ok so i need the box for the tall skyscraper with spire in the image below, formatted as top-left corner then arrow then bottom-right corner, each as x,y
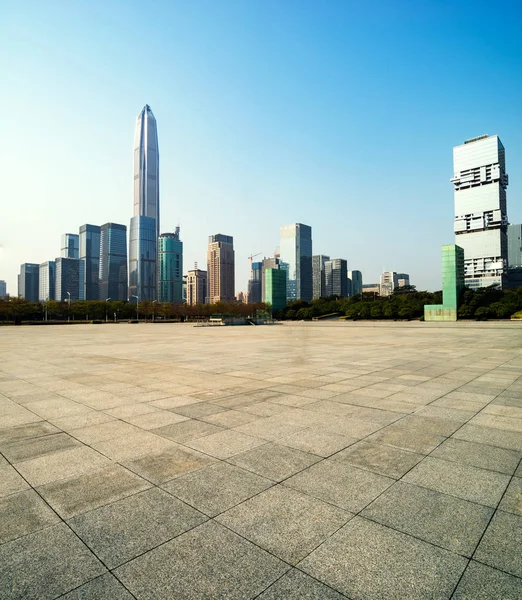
129,105 -> 160,301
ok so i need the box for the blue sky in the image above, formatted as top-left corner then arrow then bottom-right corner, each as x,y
2,0 -> 522,295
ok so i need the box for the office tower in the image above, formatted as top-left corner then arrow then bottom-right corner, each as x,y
363,284 -> 381,295
380,271 -> 398,296
207,234 -> 235,303
451,135 -> 508,289
265,268 -> 287,312
39,261 -> 56,301
348,270 -> 363,296
129,105 -> 160,301
425,245 -> 464,321
18,264 -> 39,301
279,223 -> 312,301
312,255 -> 330,299
79,224 -> 101,300
248,262 -> 262,304
261,256 -> 280,302
61,234 -> 79,259
158,228 -> 183,303
0,280 -> 6,298
325,259 -> 348,297
397,273 -> 410,288
99,223 -> 128,301
507,224 -> 522,268
55,258 -> 84,302
186,268 -> 207,305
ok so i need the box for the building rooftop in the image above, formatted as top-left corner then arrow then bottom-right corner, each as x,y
0,322 -> 521,598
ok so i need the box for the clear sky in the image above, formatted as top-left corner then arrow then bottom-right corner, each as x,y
2,0 -> 522,295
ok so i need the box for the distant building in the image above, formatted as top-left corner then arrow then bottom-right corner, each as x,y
236,291 -> 245,303
39,261 -> 56,302
99,223 -> 128,301
55,258 -> 84,302
508,224 -> 522,268
261,256 -> 280,302
158,228 -> 183,303
265,268 -> 287,312
0,280 -> 6,298
129,216 -> 157,302
325,259 -> 348,297
348,270 -> 362,296
207,234 -> 235,303
79,224 -> 101,300
362,284 -> 380,295
380,271 -> 398,296
187,269 -> 207,305
425,245 -> 464,321
248,262 -> 262,304
452,135 -> 508,289
312,255 -> 330,299
61,233 -> 79,259
280,223 -> 312,301
18,263 -> 39,301
397,273 -> 410,288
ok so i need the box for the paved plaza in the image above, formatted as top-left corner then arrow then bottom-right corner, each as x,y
0,321 -> 521,599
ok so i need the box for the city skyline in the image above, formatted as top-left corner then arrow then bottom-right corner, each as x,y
2,2 -> 522,295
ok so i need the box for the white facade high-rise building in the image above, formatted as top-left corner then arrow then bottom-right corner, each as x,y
451,135 -> 508,289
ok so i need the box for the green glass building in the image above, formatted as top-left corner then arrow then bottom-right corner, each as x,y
158,229 -> 183,303
265,268 -> 287,312
424,245 -> 464,321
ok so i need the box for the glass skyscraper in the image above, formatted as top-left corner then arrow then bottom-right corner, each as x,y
18,264 -> 39,301
61,234 -> 79,259
279,223 -> 312,301
312,254 -> 330,299
55,258 -> 84,302
99,223 -> 128,301
325,259 -> 348,297
129,105 -> 160,301
348,270 -> 363,296
79,224 -> 100,300
39,261 -> 56,301
158,228 -> 183,303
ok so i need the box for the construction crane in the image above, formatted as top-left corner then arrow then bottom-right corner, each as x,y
248,253 -> 262,271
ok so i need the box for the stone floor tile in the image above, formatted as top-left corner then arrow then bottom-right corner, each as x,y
278,427 -> 356,458
153,419 -> 224,443
37,464 -> 152,519
227,443 -> 320,482
149,395 -> 204,409
298,516 -> 467,600
124,409 -> 190,430
170,402 -> 227,418
233,416 -> 308,441
68,487 -> 207,569
91,430 -> 177,461
0,489 -> 60,543
430,438 -> 521,475
474,510 -> 522,578
14,446 -> 111,487
60,573 -> 135,599
403,456 -> 510,507
362,481 -> 493,555
69,420 -> 143,444
186,429 -> 266,459
216,485 -> 350,564
122,444 -> 216,484
104,403 -> 158,419
0,421 -> 60,445
332,440 -> 423,478
499,476 -> 522,516
366,423 -> 446,454
237,401 -> 290,417
284,460 -> 393,512
0,464 -> 30,497
163,462 -> 272,517
201,409 -> 259,428
452,560 -> 522,599
115,520 -> 289,599
50,411 -> 116,432
454,424 -> 522,451
0,523 -> 106,600
469,412 -> 522,433
257,569 -> 348,599
22,397 -> 91,420
1,431 -> 82,464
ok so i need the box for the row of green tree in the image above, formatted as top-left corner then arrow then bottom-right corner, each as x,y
274,285 -> 522,320
0,298 -> 267,323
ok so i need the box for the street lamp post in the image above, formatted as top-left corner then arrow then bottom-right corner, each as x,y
66,292 -> 71,322
152,300 -> 158,322
105,297 -> 111,323
132,294 -> 139,321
